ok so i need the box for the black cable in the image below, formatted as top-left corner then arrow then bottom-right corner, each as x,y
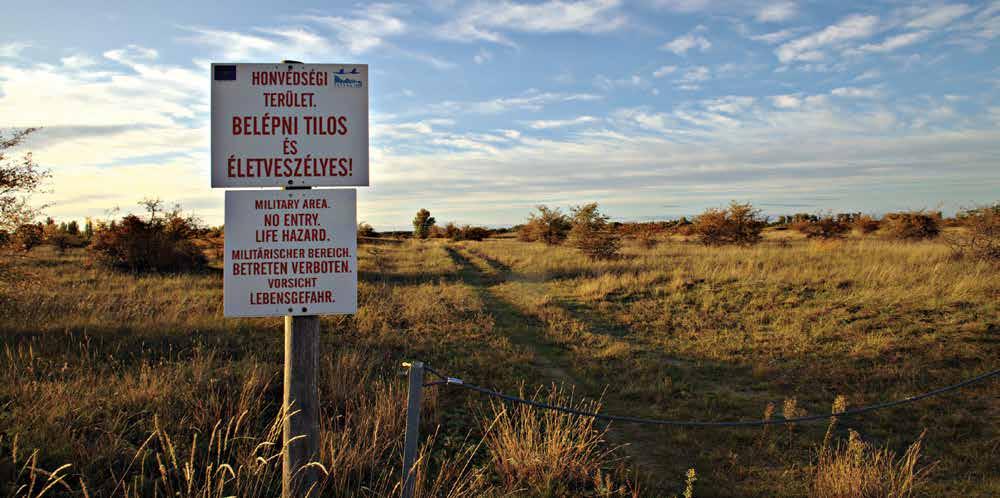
423,365 -> 447,382
424,367 -> 1000,427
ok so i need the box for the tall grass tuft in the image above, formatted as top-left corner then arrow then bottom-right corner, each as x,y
479,384 -> 631,496
0,434 -> 75,498
812,396 -> 931,498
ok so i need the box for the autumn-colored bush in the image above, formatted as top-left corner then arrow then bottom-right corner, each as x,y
945,203 -> 999,262
794,216 -> 851,239
460,225 -> 490,241
854,215 -> 880,234
692,201 -> 766,246
11,223 -> 43,251
633,225 -> 661,249
883,211 -> 940,240
567,203 -> 620,260
519,205 -> 571,245
89,212 -> 207,273
358,222 -> 376,238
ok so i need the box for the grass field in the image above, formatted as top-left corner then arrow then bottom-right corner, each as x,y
1,231 -> 997,497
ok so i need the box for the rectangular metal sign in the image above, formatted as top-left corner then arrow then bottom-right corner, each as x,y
224,189 -> 358,317
211,63 -> 369,188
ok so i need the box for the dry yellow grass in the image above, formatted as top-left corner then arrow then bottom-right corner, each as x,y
1,232 -> 997,496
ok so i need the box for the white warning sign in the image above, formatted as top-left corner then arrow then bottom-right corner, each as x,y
224,189 -> 357,317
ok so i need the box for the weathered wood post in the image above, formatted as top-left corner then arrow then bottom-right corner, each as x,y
283,313 -> 321,497
401,361 -> 424,498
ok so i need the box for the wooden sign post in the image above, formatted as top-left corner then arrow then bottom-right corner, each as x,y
284,313 -> 320,496
211,59 -> 368,498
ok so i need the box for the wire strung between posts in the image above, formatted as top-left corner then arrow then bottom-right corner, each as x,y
420,366 -> 1000,427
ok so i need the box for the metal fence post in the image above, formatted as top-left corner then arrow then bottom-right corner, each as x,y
401,361 -> 424,498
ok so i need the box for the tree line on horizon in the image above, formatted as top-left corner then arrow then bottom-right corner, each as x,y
3,127 -> 997,269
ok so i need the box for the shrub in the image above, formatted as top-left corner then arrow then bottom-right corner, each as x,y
412,208 -> 436,239
794,216 -> 851,239
567,203 -> 620,260
11,223 -> 43,251
632,224 -> 661,249
519,205 -> 571,245
443,222 -> 461,240
43,221 -> 73,253
854,215 -> 880,234
945,203 -> 999,262
357,222 -> 376,238
692,201 -> 766,246
460,225 -> 490,241
883,211 -> 940,240
89,211 -> 207,273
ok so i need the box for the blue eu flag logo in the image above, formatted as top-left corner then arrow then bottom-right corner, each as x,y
214,65 -> 237,81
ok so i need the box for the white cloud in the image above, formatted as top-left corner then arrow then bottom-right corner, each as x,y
305,3 -> 407,53
375,119 -> 453,140
60,54 -> 97,69
679,66 -> 710,82
427,90 -> 603,115
594,74 -> 646,90
855,68 -> 881,81
653,65 -> 677,77
831,86 -> 880,98
0,42 -> 30,58
906,3 -> 973,29
857,30 -> 931,53
528,116 -> 599,129
751,28 -> 799,44
438,0 -> 626,46
181,27 -> 327,60
776,14 -> 879,63
473,48 -> 493,64
771,94 -> 801,108
704,96 -> 755,114
756,2 -> 798,22
104,45 -> 159,63
662,32 -> 711,55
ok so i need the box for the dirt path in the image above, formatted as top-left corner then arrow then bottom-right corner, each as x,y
444,244 -> 683,490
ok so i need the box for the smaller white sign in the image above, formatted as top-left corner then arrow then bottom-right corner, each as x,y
224,189 -> 357,317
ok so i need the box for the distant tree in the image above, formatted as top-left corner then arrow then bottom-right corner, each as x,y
693,201 -> 767,246
140,197 -> 164,220
412,209 -> 436,239
43,220 -> 73,253
83,218 -> 95,240
443,222 -> 461,240
0,128 -> 49,232
520,205 -> 571,244
357,222 -> 376,238
66,220 -> 80,235
567,203 -> 620,260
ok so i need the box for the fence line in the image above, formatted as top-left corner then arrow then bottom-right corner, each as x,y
401,364 -> 998,497
419,365 -> 1000,427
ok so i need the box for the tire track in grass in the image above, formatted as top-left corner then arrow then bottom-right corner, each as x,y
443,244 -> 682,491
443,245 -> 572,381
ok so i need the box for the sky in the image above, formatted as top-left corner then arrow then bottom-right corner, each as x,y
1,0 -> 998,229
